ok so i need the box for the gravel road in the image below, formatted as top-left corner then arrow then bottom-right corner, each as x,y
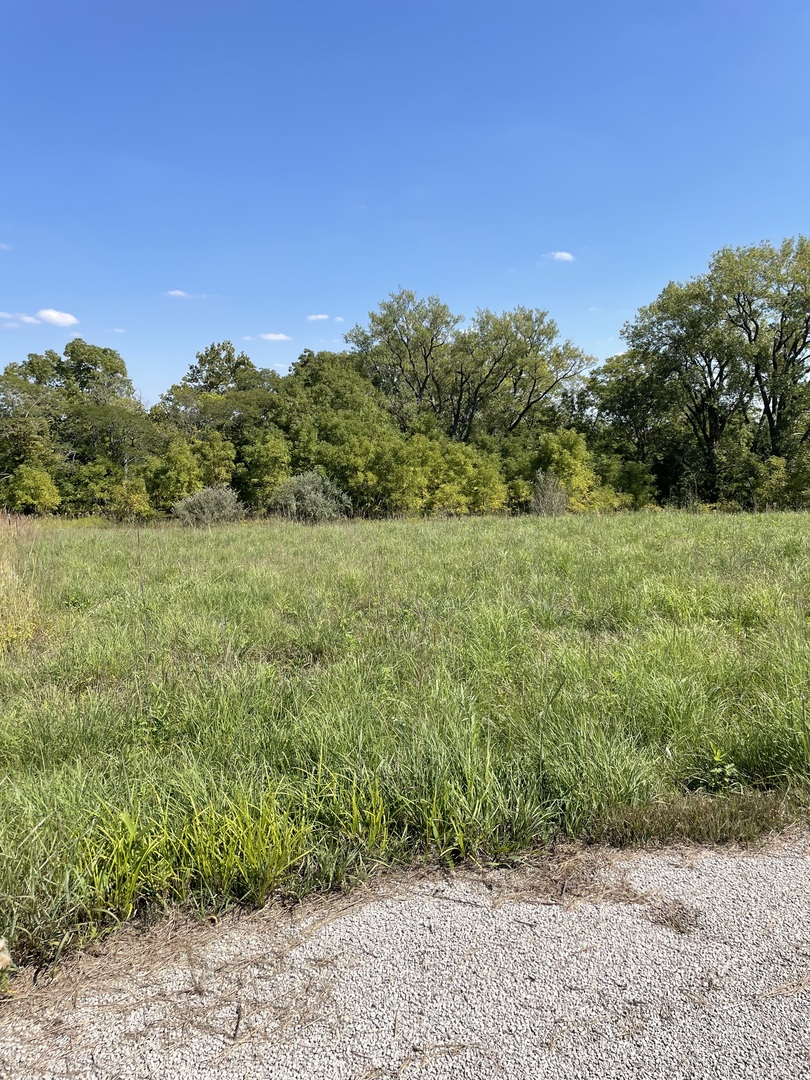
2,833 -> 810,1079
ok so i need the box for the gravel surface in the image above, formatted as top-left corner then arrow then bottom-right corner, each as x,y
2,834 -> 810,1079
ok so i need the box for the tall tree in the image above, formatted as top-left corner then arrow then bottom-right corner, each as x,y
0,340 -> 151,505
345,290 -> 462,430
710,237 -> 810,458
586,352 -> 666,466
347,289 -> 587,441
623,279 -> 754,502
155,341 -> 282,442
183,340 -> 257,395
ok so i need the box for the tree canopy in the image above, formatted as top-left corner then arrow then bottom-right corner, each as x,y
3,244 -> 810,517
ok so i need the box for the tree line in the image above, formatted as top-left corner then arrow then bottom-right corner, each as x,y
2,237 -> 810,519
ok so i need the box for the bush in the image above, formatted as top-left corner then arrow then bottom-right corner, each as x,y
271,471 -> 351,524
172,485 -> 245,526
531,470 -> 568,516
2,465 -> 61,515
534,430 -> 621,512
108,477 -> 154,522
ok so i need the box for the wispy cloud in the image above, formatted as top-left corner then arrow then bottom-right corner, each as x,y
545,251 -> 575,262
307,313 -> 329,321
0,243 -> 11,251
0,308 -> 78,327
334,316 -> 345,323
165,289 -> 210,300
259,332 -> 292,341
38,309 -> 79,326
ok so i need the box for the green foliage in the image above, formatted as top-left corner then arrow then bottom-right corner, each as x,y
148,439 -> 202,510
59,461 -> 118,515
386,435 -> 508,516
192,431 -> 236,487
271,471 -> 351,523
613,460 -> 657,510
429,440 -> 508,515
754,457 -> 791,510
506,477 -> 533,512
709,237 -> 810,460
534,430 -> 621,512
2,464 -> 61,514
183,340 -> 258,395
746,452 -> 810,511
311,418 -> 405,516
108,477 -> 154,522
595,455 -> 658,510
236,431 -> 291,511
600,236 -> 810,505
0,415 -> 56,477
347,289 -> 589,441
154,341 -> 281,443
695,746 -> 743,795
2,248 -> 809,523
172,485 -> 245,526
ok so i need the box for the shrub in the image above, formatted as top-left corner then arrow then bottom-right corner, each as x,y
531,470 -> 568,516
172,485 -> 245,526
108,477 -> 154,522
534,430 -> 621,511
271,471 -> 351,524
2,465 -> 61,515
148,439 -> 202,510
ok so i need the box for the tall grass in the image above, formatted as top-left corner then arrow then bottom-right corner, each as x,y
1,513 -> 809,964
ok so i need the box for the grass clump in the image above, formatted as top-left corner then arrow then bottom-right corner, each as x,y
172,485 -> 245,526
271,471 -> 351,523
1,511 -> 809,968
531,470 -> 568,516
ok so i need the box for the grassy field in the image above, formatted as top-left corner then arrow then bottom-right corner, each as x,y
2,512 -> 810,967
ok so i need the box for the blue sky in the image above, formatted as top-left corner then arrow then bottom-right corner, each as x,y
2,0 -> 808,404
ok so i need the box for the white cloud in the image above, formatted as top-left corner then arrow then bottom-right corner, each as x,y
259,332 -> 292,341
334,316 -> 345,323
112,327 -> 125,333
0,311 -> 40,324
545,251 -> 575,262
37,309 -> 79,327
2,321 -> 19,329
165,289 -> 210,300
1,309 -> 81,327
0,243 -> 11,250
307,313 -> 329,321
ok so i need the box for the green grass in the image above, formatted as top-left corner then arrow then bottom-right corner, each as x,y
2,512 -> 809,966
